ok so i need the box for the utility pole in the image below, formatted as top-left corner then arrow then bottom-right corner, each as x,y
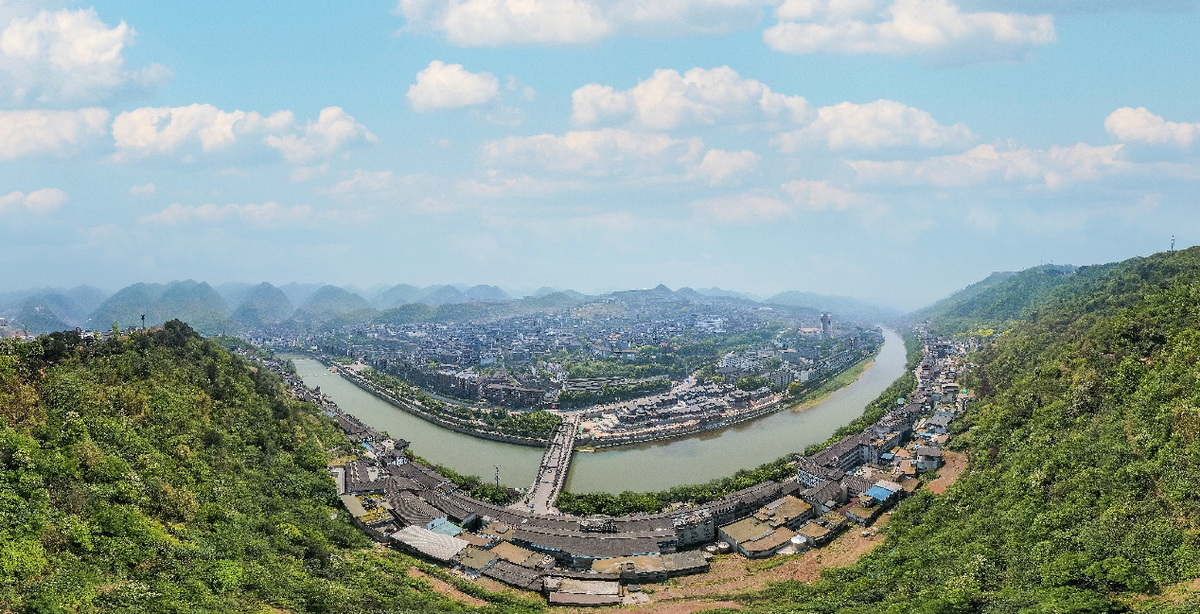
1171,235 -> 1176,252
141,314 -> 146,330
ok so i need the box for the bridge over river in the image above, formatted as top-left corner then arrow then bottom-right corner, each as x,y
284,327 -> 905,494
516,412 -> 582,514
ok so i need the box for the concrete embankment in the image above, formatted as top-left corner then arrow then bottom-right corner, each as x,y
316,357 -> 549,448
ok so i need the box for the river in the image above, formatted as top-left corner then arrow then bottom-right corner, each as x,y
285,327 -> 907,493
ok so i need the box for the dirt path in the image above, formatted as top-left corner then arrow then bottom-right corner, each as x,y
407,568 -> 488,608
926,450 -> 968,494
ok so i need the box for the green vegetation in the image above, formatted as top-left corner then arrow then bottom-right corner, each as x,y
357,368 -> 560,440
734,248 -> 1200,612
556,456 -> 796,516
561,326 -> 784,381
910,263 -> 1093,336
556,378 -> 671,408
0,322 -> 538,613
735,375 -> 772,391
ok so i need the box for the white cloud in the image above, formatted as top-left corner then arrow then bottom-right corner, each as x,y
483,128 -> 705,178
325,169 -> 413,201
396,0 -> 768,46
264,106 -> 376,163
692,179 -> 865,224
690,193 -> 791,223
398,0 -> 611,45
764,0 -> 1055,61
848,142 -> 1126,189
774,99 -> 973,151
1105,107 -> 1199,149
408,60 -> 501,111
0,108 -> 108,159
0,187 -> 67,213
694,149 -> 760,185
112,104 -> 373,164
458,171 -> 581,197
572,66 -> 810,129
112,104 -> 294,156
139,201 -> 340,227
781,179 -> 863,210
322,170 -> 459,213
0,8 -> 167,104
129,182 -> 156,196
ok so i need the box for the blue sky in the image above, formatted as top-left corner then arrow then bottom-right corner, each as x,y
1,0 -> 1198,309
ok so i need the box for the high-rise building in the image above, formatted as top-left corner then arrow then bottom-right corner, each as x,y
820,313 -> 832,338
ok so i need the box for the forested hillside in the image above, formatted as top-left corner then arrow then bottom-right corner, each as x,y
734,248 -> 1200,612
0,322 -> 538,613
910,264 -> 1090,335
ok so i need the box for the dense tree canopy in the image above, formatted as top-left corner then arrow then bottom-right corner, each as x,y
735,248 -> 1200,613
0,322 -> 539,613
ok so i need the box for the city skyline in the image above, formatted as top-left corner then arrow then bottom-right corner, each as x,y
2,1 -> 1198,310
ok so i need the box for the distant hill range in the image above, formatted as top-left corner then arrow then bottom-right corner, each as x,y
1,280 -> 899,335
904,263 -> 1092,334
764,290 -> 900,323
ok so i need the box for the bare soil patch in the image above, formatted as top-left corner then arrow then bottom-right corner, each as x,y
926,450 -> 968,495
407,567 -> 488,608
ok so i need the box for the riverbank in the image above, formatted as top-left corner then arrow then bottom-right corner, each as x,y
288,329 -> 907,493
579,348 -> 880,451
315,343 -> 881,454
313,355 -> 551,448
784,353 -> 876,412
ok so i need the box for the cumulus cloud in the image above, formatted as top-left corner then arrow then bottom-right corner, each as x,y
483,128 -> 705,178
0,187 -> 67,213
774,99 -> 973,151
764,0 -> 1055,61
112,104 -> 373,163
396,0 -> 768,46
139,201 -> 339,227
848,142 -> 1126,189
572,66 -> 810,129
1105,107 -> 1199,149
0,108 -> 109,159
408,60 -> 501,111
693,149 -> 760,185
265,106 -> 376,163
0,7 -> 167,104
112,104 -> 294,156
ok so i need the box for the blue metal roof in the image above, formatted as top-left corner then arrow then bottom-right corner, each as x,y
865,486 -> 896,501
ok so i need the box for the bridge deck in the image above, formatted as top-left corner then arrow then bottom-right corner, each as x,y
517,413 -> 581,515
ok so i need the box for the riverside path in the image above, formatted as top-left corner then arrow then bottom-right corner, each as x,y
517,412 -> 582,515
